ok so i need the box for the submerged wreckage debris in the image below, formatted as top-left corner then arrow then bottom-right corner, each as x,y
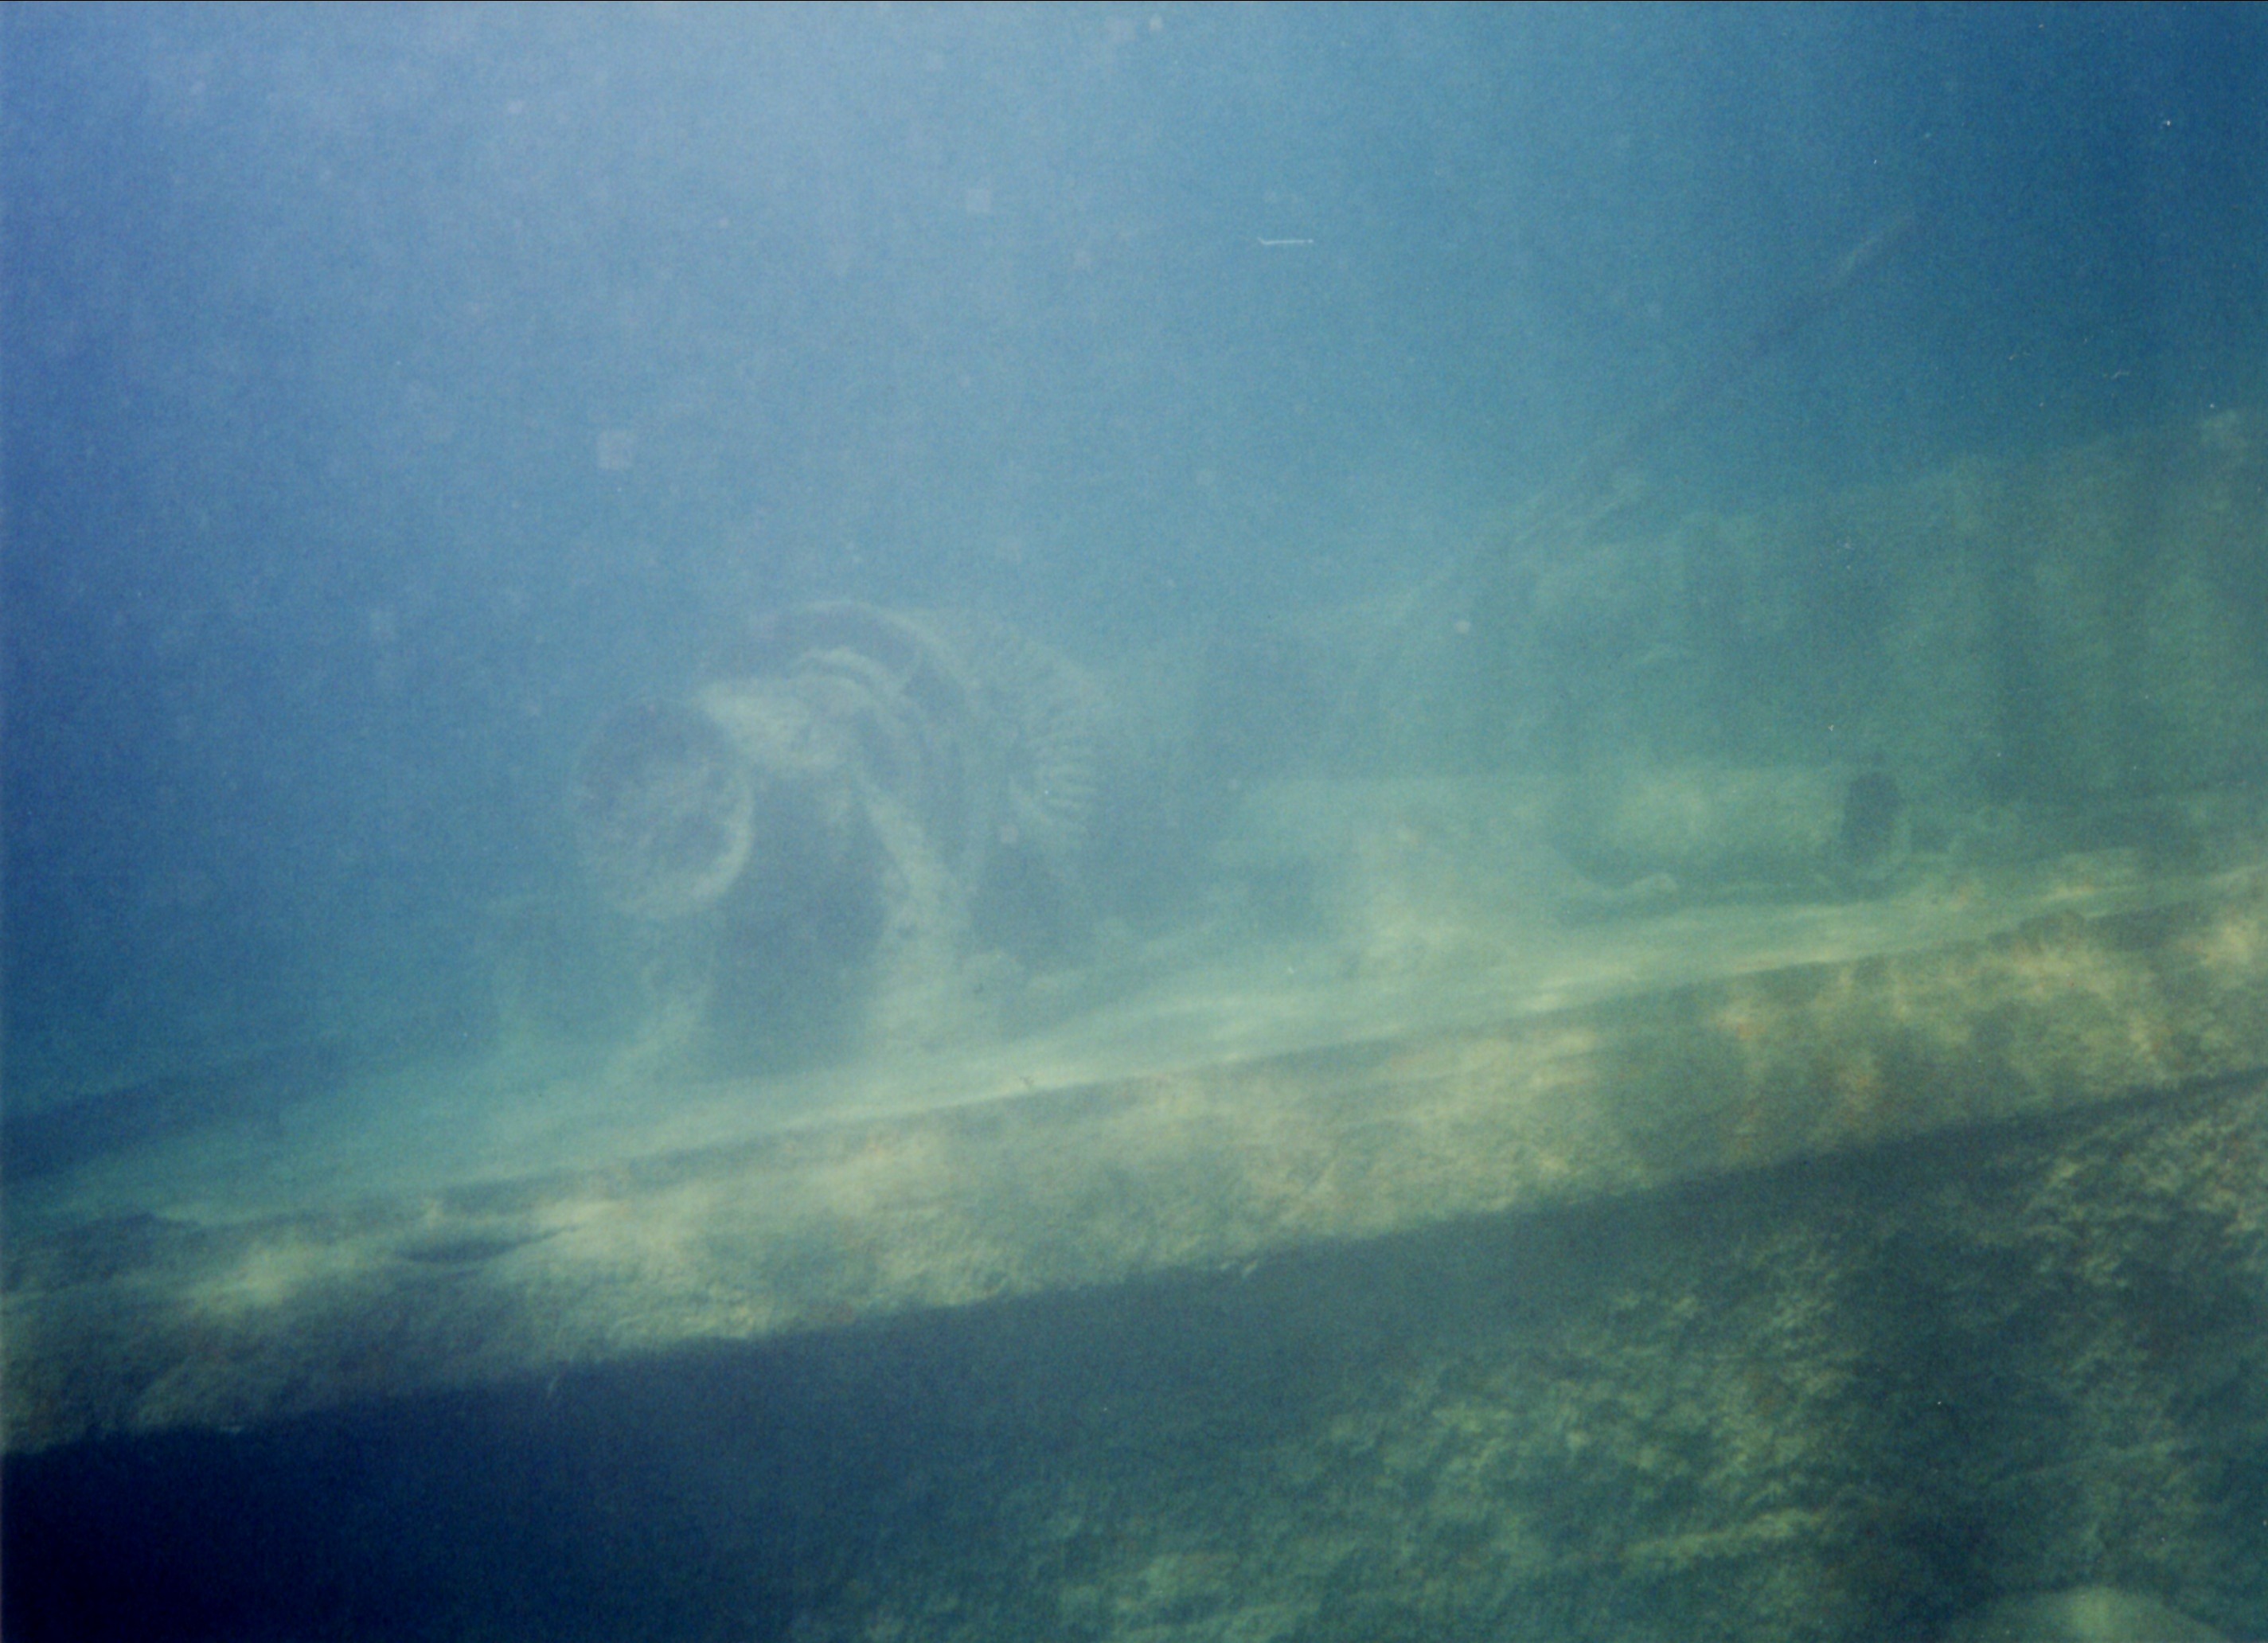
1550,761 -> 1909,903
574,602 -> 1107,1063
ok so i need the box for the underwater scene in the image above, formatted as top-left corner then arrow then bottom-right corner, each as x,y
4,5 -> 2266,1639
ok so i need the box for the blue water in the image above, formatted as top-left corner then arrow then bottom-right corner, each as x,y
6,3 -> 2259,1097
4,14 -> 2266,1641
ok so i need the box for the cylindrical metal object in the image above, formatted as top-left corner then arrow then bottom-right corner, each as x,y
573,700 -> 757,921
1552,763 -> 1907,896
